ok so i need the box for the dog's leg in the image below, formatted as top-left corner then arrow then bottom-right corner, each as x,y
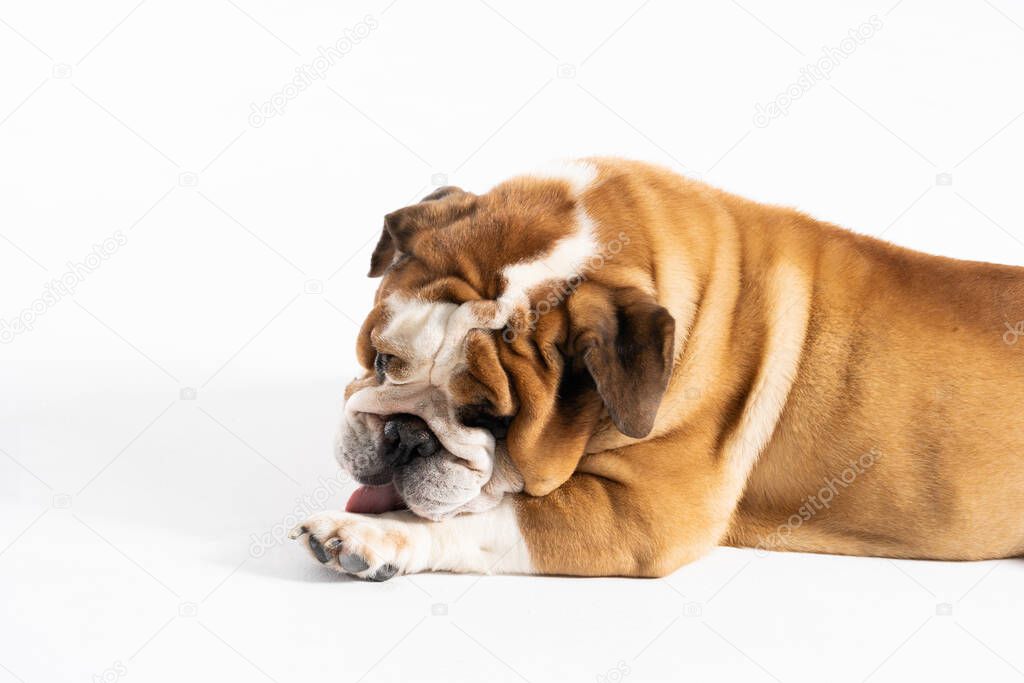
512,471 -> 735,578
290,498 -> 534,580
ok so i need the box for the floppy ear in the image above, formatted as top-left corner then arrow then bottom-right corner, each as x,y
569,284 -> 675,438
368,186 -> 469,277
499,284 -> 675,496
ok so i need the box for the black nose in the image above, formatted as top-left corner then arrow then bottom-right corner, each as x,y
382,414 -> 441,466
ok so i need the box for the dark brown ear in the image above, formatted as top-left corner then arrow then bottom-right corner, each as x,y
368,228 -> 397,277
368,186 -> 469,277
569,285 -> 675,438
500,283 -> 675,496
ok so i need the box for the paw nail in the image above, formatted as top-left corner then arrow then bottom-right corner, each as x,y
324,538 -> 342,552
309,536 -> 330,564
368,563 -> 398,582
288,525 -> 307,540
340,553 -> 370,573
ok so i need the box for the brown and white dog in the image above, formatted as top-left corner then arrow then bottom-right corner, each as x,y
290,158 -> 1024,580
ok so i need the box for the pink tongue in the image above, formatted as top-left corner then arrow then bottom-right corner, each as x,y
345,482 -> 405,514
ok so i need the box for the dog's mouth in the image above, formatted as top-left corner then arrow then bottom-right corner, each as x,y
343,413 -> 436,514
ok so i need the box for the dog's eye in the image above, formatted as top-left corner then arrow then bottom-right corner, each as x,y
374,353 -> 393,381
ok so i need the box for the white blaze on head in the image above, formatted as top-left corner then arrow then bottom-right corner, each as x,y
377,297 -> 458,384
498,206 -> 597,312
497,159 -> 600,312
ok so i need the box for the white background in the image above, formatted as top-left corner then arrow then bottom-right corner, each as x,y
2,1 -> 1023,681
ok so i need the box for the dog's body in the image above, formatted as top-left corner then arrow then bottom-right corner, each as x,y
292,158 -> 1024,579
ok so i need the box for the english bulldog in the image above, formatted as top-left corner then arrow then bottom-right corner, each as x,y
290,158 -> 1024,580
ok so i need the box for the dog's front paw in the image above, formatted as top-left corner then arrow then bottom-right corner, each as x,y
288,511 -> 421,581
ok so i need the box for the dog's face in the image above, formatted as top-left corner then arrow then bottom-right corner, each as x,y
337,163 -> 677,520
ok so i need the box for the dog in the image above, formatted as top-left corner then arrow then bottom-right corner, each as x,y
290,158 -> 1024,580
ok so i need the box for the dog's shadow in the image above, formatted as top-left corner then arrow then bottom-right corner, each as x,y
240,542 -> 358,584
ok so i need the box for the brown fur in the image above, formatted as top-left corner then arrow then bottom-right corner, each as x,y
358,158 -> 1024,577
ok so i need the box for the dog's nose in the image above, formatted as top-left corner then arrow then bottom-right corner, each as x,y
382,414 -> 441,466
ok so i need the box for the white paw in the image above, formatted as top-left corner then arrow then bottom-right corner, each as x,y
288,511 -> 417,581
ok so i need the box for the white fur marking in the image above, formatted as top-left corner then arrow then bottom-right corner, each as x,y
526,159 -> 598,195
294,497 -> 534,576
722,264 -> 810,488
402,497 -> 533,574
496,160 -> 599,311
500,207 -> 597,307
379,296 -> 458,384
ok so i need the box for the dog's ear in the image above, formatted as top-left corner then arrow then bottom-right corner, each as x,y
568,284 -> 675,438
368,186 -> 471,277
499,283 -> 675,495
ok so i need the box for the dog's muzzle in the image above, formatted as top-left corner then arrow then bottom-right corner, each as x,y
335,384 -> 500,521
382,414 -> 442,465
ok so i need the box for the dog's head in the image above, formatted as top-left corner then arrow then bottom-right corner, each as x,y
337,161 -> 676,520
